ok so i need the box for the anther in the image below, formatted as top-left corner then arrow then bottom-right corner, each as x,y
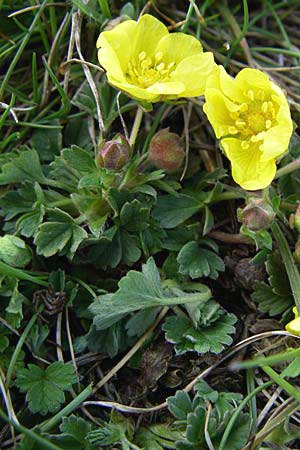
228,126 -> 238,135
247,90 -> 254,101
139,51 -> 146,61
241,141 -> 250,149
265,120 -> 272,129
261,102 -> 268,114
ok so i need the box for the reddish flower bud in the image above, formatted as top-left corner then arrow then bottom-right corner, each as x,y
240,198 -> 275,231
149,128 -> 185,173
98,133 -> 130,170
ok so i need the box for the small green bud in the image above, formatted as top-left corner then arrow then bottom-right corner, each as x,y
97,133 -> 130,170
149,128 -> 185,173
0,235 -> 31,268
240,198 -> 275,231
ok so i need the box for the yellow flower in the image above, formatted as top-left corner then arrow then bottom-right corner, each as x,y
96,14 -> 216,103
203,66 -> 293,190
286,306 -> 300,336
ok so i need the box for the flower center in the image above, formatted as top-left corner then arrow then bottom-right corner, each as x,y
229,90 -> 278,149
126,51 -> 176,88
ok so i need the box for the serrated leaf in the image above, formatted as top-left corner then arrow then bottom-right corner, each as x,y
0,235 -> 31,268
163,310 -> 236,355
31,120 -> 62,161
16,362 -> 76,415
0,149 -> 46,185
177,241 -> 225,280
34,209 -> 87,258
153,194 -> 201,228
135,424 -> 182,450
252,282 -> 293,316
89,257 -> 211,330
167,391 -> 193,421
62,146 -> 97,175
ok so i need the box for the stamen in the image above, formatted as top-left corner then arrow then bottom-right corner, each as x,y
156,62 -> 165,72
241,141 -> 250,149
228,126 -> 238,135
247,90 -> 254,101
139,51 -> 146,61
265,120 -> 272,129
155,52 -> 163,61
261,102 -> 268,114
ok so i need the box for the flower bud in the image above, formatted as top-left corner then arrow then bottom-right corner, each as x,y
97,134 -> 130,170
149,128 -> 185,173
240,198 -> 275,231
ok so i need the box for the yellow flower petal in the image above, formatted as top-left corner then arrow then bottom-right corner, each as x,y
203,88 -> 242,138
132,14 -> 168,58
260,125 -> 292,161
96,14 -> 217,103
235,68 -> 270,92
146,81 -> 185,96
170,52 -> 216,97
221,138 -> 276,190
155,32 -> 202,66
204,67 -> 293,190
97,20 -> 137,73
210,65 -> 245,102
286,317 -> 300,336
105,77 -> 161,102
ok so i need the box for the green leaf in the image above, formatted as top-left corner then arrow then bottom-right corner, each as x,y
0,148 -> 46,185
5,281 -> 27,327
89,257 -> 211,330
16,362 -> 76,415
135,424 -> 182,450
153,194 -> 201,228
71,193 -> 109,237
53,415 -> 92,449
163,309 -> 237,355
120,199 -> 150,232
252,283 -> 293,316
17,204 -> 45,238
252,251 -> 294,316
88,227 -> 141,269
0,235 -> 31,268
177,241 -> 225,280
34,209 -> 88,258
31,119 -> 62,161
167,391 -> 193,421
62,146 -> 97,176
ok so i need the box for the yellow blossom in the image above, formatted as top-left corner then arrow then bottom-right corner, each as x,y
203,66 -> 293,190
96,14 -> 216,103
286,306 -> 300,336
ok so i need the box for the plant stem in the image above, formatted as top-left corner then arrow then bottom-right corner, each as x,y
40,384 -> 93,432
275,158 -> 300,178
218,381 -> 272,450
0,261 -> 48,286
0,407 -> 63,450
262,365 -> 300,401
6,312 -> 39,387
271,221 -> 300,314
129,106 -> 144,148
